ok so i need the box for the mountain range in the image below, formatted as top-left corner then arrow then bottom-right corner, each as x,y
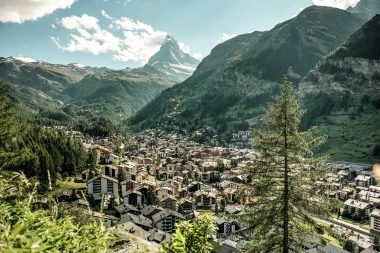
130,0 -> 380,161
1,0 -> 379,161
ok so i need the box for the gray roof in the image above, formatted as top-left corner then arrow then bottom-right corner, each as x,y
117,221 -> 150,240
87,174 -> 118,184
148,228 -> 171,243
115,203 -> 139,214
118,213 -> 153,229
318,244 -> 350,253
122,190 -> 143,197
140,205 -> 163,216
151,209 -> 184,223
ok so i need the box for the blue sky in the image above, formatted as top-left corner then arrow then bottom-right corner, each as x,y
0,0 -> 360,69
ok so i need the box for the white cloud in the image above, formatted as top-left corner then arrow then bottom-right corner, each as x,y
51,13 -> 170,64
0,0 -> 77,24
51,14 -> 120,55
218,33 -> 237,43
52,23 -> 56,29
101,10 -> 112,20
178,42 -> 190,53
312,0 -> 360,9
192,53 -> 203,60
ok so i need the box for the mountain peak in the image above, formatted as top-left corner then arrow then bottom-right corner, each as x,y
147,34 -> 200,81
347,0 -> 380,21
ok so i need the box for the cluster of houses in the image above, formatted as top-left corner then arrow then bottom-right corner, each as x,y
51,126 -> 380,252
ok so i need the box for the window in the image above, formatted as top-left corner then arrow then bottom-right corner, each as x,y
93,178 -> 101,193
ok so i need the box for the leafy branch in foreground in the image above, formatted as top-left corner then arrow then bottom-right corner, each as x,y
158,214 -> 217,253
0,171 -> 117,252
238,77 -> 337,253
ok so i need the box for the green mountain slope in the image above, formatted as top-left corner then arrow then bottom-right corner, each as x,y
65,65 -> 179,122
130,6 -> 364,134
298,14 -> 380,161
0,57 -> 95,102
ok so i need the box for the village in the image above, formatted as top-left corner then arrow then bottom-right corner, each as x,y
52,126 -> 380,253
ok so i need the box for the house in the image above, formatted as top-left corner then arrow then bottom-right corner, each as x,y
195,190 -> 216,207
356,175 -> 374,188
105,154 -> 119,164
140,205 -> 164,219
370,209 -> 380,233
307,244 -> 350,253
179,198 -> 193,214
87,174 -> 119,198
92,192 -> 116,210
219,239 -> 239,253
117,221 -> 151,240
179,188 -> 188,198
120,179 -> 137,193
118,213 -> 153,231
102,165 -> 118,178
123,190 -> 143,209
152,209 -> 184,234
344,199 -> 373,219
158,194 -> 178,211
114,203 -> 141,217
148,228 -> 171,244
216,218 -> 229,237
156,187 -> 173,199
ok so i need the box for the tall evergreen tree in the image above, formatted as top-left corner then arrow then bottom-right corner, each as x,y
240,78 -> 334,253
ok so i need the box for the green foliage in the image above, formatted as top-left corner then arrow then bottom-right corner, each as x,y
0,80 -> 23,166
240,78 -> 335,253
0,172 -> 117,252
159,214 -> 217,253
342,239 -> 356,253
5,126 -> 87,193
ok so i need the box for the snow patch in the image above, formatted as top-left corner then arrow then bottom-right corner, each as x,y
72,63 -> 85,68
13,56 -> 38,63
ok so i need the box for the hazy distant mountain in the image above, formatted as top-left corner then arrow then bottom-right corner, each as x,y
0,56 -> 179,125
0,56 -> 95,101
131,6 -> 364,131
147,34 -> 200,80
347,0 -> 380,21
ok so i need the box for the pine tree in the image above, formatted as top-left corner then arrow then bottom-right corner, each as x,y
240,77 -> 334,253
0,81 -> 22,166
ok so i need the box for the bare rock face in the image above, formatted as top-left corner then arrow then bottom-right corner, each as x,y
299,57 -> 380,98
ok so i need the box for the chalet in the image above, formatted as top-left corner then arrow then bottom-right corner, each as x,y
114,203 -> 141,217
195,190 -> 216,207
148,228 -> 171,244
141,205 -> 164,219
344,199 -> 373,219
158,194 -> 178,211
118,213 -> 153,231
105,154 -> 119,164
179,188 -> 188,198
87,174 -> 119,199
216,218 -> 229,237
370,209 -> 380,233
123,190 -> 143,208
102,165 -> 118,178
152,209 -> 184,234
92,192 -> 116,210
356,175 -> 374,188
156,187 -> 173,199
117,221 -> 150,240
179,198 -> 193,213
120,179 -> 137,193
